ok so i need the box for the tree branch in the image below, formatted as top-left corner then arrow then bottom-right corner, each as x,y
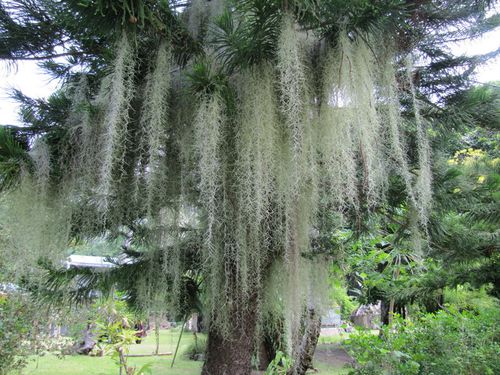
3,51 -> 84,61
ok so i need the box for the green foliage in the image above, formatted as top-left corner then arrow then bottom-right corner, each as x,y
330,265 -> 358,320
345,308 -> 500,375
78,0 -> 153,28
0,292 -> 32,374
212,3 -> 281,73
20,329 -> 204,375
264,350 -> 294,375
183,334 -> 206,360
91,295 -> 152,375
427,150 -> 500,298
339,229 -> 423,307
448,83 -> 500,130
0,126 -> 29,190
444,284 -> 499,313
2,0 -> 499,372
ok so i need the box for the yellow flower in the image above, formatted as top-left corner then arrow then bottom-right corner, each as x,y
450,148 -> 486,165
489,158 -> 500,167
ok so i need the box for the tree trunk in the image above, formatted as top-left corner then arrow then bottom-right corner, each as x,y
380,300 -> 390,326
154,315 -> 160,355
201,306 -> 258,375
292,308 -> 321,375
257,339 -> 271,371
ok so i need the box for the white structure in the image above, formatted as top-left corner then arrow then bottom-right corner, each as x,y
322,309 -> 342,327
64,254 -> 134,270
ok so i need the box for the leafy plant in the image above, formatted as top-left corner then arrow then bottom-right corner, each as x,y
0,292 -> 32,375
91,295 -> 151,375
264,350 -> 294,375
345,307 -> 500,375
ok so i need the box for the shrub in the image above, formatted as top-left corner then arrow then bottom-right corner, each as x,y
345,307 -> 500,375
0,293 -> 33,375
265,351 -> 294,375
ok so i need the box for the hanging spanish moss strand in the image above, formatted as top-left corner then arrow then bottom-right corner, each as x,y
319,41 -> 359,211
350,35 -> 386,207
234,66 -> 278,314
319,32 -> 389,213
139,40 -> 172,216
277,17 -> 316,358
70,76 -> 114,234
193,93 -> 225,331
378,54 -> 416,204
96,31 -> 136,216
406,57 -> 432,226
29,138 -> 51,196
64,75 -> 89,176
193,94 -> 223,256
137,235 -> 170,316
64,76 -> 99,209
0,176 -> 71,281
187,0 -> 225,39
277,16 -> 307,177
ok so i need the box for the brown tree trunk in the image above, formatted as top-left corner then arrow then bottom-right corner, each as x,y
380,300 -> 390,326
257,340 -> 271,371
201,305 -> 258,375
292,308 -> 322,375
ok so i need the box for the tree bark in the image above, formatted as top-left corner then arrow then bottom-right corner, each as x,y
292,308 -> 322,375
381,300 -> 390,326
201,305 -> 258,375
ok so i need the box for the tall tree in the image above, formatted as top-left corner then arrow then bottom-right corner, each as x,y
1,1 -> 498,373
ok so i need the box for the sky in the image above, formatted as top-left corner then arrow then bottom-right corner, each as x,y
1,28 -> 499,126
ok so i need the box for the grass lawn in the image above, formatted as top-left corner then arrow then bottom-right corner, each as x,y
313,361 -> 349,375
21,328 -> 203,375
18,330 -> 350,375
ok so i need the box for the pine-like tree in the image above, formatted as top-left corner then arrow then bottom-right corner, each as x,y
1,1 -> 498,373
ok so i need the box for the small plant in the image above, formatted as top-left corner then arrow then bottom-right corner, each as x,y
91,295 -> 152,375
265,350 -> 294,375
183,333 -> 207,360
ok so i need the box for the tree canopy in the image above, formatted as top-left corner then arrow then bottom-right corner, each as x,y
0,1 -> 499,374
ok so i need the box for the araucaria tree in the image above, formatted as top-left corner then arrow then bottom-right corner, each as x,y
0,1 -> 498,374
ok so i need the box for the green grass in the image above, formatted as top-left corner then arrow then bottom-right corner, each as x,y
17,331 -> 351,375
21,329 -> 203,375
318,333 -> 350,345
312,361 -> 349,375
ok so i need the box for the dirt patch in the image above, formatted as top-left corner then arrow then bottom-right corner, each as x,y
252,343 -> 353,374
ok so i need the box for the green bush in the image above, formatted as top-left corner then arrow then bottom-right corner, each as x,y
345,307 -> 500,375
0,293 -> 33,375
444,284 -> 498,313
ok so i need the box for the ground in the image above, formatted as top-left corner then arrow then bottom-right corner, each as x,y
312,344 -> 352,374
21,329 -> 202,375
18,329 -> 351,375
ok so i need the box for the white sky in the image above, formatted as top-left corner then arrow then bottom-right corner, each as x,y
0,28 -> 499,126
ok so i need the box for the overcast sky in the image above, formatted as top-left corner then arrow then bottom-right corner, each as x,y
1,28 -> 499,126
